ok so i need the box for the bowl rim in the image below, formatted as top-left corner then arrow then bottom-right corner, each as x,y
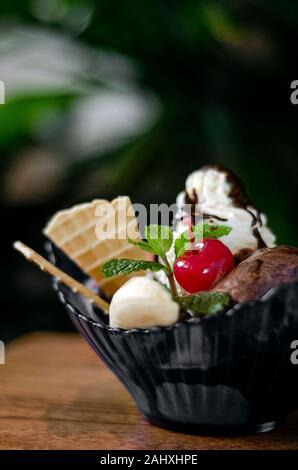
54,277 -> 298,336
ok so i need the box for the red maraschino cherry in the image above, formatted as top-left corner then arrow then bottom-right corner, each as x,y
174,238 -> 234,293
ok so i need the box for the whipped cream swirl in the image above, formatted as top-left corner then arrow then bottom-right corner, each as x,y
155,166 -> 276,291
175,166 -> 276,259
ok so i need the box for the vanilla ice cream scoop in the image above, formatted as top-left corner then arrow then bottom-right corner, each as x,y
109,277 -> 179,330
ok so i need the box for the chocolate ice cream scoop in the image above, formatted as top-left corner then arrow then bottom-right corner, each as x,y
213,245 -> 298,303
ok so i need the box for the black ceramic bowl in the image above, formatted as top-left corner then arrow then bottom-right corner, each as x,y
48,242 -> 298,435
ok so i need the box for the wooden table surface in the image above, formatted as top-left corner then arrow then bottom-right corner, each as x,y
0,332 -> 297,450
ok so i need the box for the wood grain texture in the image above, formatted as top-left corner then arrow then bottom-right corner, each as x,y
0,333 -> 297,450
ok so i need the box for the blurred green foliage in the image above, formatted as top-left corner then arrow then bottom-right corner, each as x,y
2,0 -> 298,339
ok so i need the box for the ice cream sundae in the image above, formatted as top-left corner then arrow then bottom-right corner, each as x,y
13,164 -> 298,434
14,164 -> 298,330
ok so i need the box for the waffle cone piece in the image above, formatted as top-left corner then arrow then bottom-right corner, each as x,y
43,196 -> 145,296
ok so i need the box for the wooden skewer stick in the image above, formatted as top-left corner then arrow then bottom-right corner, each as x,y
13,241 -> 110,314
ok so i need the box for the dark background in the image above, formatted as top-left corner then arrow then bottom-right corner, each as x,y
2,0 -> 298,342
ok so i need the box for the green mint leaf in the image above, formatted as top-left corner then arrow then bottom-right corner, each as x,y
174,224 -> 232,258
176,292 -> 231,316
128,238 -> 155,254
201,224 -> 232,239
101,258 -> 167,277
145,225 -> 173,258
174,230 -> 192,258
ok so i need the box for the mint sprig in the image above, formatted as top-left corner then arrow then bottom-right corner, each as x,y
145,225 -> 173,257
177,292 -> 231,316
128,238 -> 155,254
101,223 -> 233,301
101,259 -> 167,277
198,224 -> 232,239
174,224 -> 232,258
101,224 -> 177,296
174,230 -> 192,258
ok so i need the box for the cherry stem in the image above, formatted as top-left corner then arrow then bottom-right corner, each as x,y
162,256 -> 178,297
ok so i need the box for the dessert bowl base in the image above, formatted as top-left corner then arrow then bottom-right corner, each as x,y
145,415 -> 280,436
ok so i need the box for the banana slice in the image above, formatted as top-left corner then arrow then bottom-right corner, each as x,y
109,277 -> 179,330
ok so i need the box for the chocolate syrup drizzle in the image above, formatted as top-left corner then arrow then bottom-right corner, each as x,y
183,164 -> 268,250
219,165 -> 267,249
184,189 -> 228,225
184,190 -> 199,226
